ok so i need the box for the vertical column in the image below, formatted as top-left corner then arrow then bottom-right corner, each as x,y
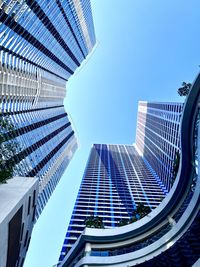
84,242 -> 91,256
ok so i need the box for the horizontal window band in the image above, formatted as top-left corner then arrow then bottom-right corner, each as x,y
0,105 -> 64,116
25,0 -> 80,66
27,130 -> 74,177
3,113 -> 69,140
2,122 -> 71,168
56,0 -> 86,58
0,46 -> 67,81
0,12 -> 74,75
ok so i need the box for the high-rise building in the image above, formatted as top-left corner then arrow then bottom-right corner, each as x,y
0,0 -> 96,218
58,101 -> 183,263
135,101 -> 184,191
58,75 -> 200,267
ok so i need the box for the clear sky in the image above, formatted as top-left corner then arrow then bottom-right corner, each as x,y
24,1 -> 200,266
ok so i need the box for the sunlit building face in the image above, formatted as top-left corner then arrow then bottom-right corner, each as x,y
59,101 -> 183,262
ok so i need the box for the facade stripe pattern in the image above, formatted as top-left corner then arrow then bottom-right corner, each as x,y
0,0 -> 95,223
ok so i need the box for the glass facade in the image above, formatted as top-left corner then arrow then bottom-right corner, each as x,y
59,101 -> 183,263
0,0 -> 96,218
136,101 -> 184,191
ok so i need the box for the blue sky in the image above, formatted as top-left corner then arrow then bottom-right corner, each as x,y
24,1 -> 200,266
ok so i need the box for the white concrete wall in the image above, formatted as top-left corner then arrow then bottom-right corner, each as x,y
0,177 -> 38,267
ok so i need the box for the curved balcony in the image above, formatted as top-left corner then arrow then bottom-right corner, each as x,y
60,73 -> 200,267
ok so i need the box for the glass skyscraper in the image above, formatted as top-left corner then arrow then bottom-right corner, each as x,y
58,101 -> 183,263
135,101 -> 184,191
58,75 -> 200,267
0,0 -> 96,217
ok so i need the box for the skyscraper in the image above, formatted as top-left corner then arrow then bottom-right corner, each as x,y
58,74 -> 200,267
58,101 -> 183,263
0,0 -> 96,217
135,101 -> 184,191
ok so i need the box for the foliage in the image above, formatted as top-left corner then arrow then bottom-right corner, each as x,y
0,168 -> 13,183
171,151 -> 180,183
85,215 -> 104,229
118,203 -> 151,227
118,218 -> 130,227
178,82 -> 192,96
129,216 -> 138,223
0,116 -> 19,183
136,203 -> 151,218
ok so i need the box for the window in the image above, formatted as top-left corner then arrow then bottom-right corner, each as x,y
27,196 -> 31,215
24,230 -> 29,247
20,223 -> 24,241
